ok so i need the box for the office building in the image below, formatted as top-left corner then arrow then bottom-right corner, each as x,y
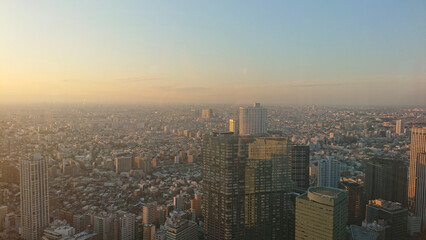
229,118 -> 239,134
408,127 -> 426,210
119,212 -> 136,240
365,158 -> 408,206
415,152 -> 426,230
20,153 -> 50,240
364,199 -> 408,240
115,157 -> 133,173
143,224 -> 155,240
0,206 -> 7,232
165,219 -> 197,240
239,103 -> 267,136
317,157 -> 340,188
339,180 -> 365,225
143,203 -> 157,225
395,119 -> 404,135
295,187 -> 347,240
202,134 -> 292,239
290,145 -> 310,190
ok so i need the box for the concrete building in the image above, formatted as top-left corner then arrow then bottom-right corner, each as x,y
115,157 -> 133,173
201,109 -> 213,119
408,127 -> 426,210
295,187 -> 347,240
119,212 -> 136,240
415,152 -> 426,231
143,204 -> 157,225
165,219 -> 197,240
317,157 -> 340,188
365,157 -> 408,206
365,199 -> 408,240
20,153 -> 50,240
395,119 -> 404,135
229,118 -> 239,134
143,224 -> 155,240
238,103 -> 267,136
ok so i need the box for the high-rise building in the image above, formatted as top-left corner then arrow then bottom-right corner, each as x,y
143,224 -> 155,240
338,180 -> 365,225
364,199 -> 408,240
165,219 -> 198,240
365,158 -> 408,206
119,212 -> 136,240
142,204 -> 157,225
317,157 -> 340,188
295,187 -> 347,240
238,103 -> 267,136
408,127 -> 426,211
202,133 -> 292,239
415,152 -> 426,231
201,109 -> 213,119
395,119 -> 404,135
290,145 -> 310,190
20,153 -> 50,240
229,118 -> 239,134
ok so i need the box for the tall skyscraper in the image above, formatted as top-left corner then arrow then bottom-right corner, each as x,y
364,199 -> 408,240
415,152 -> 426,231
408,127 -> 426,210
395,119 -> 404,135
365,158 -> 408,206
229,118 -> 239,134
20,153 -> 49,240
239,103 -> 267,136
119,212 -> 136,240
202,133 -> 292,239
339,180 -> 365,226
290,145 -> 310,190
142,203 -> 157,225
317,157 -> 340,188
295,187 -> 347,240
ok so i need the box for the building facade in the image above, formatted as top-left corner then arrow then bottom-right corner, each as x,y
408,127 -> 426,211
415,152 -> 426,231
238,103 -> 267,136
365,157 -> 408,206
202,134 -> 292,239
317,157 -> 340,188
290,145 -> 310,190
20,153 -> 50,240
338,180 -> 365,225
295,187 -> 347,240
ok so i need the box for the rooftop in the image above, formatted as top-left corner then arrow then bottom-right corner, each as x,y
309,187 -> 344,198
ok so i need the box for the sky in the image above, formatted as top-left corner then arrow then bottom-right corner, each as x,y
1,1 -> 425,105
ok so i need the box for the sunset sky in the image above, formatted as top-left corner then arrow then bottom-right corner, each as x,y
1,1 -> 425,105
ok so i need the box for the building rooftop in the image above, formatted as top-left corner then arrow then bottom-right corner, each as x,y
367,199 -> 404,212
309,186 -> 344,198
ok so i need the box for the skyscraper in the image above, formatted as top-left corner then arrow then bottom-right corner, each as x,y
408,127 -> 426,210
364,199 -> 408,240
239,103 -> 267,136
415,152 -> 426,231
229,118 -> 239,134
202,133 -> 292,240
295,187 -> 347,240
20,153 -> 49,240
338,180 -> 365,225
142,203 -> 157,225
395,119 -> 404,135
290,145 -> 310,190
365,158 -> 408,206
317,157 -> 340,188
118,212 -> 136,240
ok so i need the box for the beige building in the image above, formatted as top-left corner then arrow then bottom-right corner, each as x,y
295,187 -> 347,240
408,127 -> 426,211
239,103 -> 267,136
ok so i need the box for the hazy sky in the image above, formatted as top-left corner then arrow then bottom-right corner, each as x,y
1,1 -> 425,105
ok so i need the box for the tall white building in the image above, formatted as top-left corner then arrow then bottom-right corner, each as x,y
317,157 -> 341,188
20,153 -> 49,240
239,103 -> 267,136
396,119 -> 404,135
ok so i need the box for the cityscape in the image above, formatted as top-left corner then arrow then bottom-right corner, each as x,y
1,1 -> 426,240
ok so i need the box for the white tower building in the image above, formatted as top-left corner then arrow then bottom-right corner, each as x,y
20,153 -> 49,240
239,103 -> 267,136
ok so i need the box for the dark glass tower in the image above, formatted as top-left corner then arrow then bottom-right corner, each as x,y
338,180 -> 365,226
364,157 -> 408,207
202,133 -> 292,240
290,145 -> 310,190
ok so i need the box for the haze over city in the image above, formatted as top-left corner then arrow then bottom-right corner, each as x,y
1,1 -> 425,105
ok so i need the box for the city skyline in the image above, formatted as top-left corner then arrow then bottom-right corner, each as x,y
1,1 -> 425,105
